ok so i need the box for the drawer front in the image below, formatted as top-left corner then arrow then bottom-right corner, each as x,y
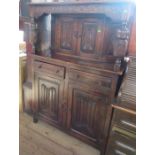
69,69 -> 112,94
106,128 -> 136,155
34,61 -> 65,78
113,109 -> 136,132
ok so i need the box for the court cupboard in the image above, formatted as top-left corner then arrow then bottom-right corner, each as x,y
22,1 -> 136,154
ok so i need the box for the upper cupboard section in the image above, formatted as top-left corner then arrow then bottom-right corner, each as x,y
77,17 -> 110,57
34,14 -> 132,59
54,16 -> 112,59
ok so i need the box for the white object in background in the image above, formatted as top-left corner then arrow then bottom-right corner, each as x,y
124,57 -> 130,62
19,30 -> 24,43
31,0 -> 45,3
31,0 -> 65,2
19,30 -> 26,54
46,0 -> 54,2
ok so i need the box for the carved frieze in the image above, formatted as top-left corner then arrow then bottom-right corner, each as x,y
29,2 -> 134,22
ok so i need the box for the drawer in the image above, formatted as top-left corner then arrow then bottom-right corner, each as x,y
34,61 -> 65,78
69,69 -> 112,93
106,127 -> 136,155
113,109 -> 136,132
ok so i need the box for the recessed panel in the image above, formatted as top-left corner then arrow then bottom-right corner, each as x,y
80,22 -> 97,53
61,21 -> 74,50
38,78 -> 59,122
71,89 -> 108,139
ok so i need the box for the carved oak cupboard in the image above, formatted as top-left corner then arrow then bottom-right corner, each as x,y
22,1 -> 136,155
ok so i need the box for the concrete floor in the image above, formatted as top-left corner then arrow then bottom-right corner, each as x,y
19,113 -> 100,155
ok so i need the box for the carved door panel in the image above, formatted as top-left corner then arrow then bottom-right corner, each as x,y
76,18 -> 106,58
55,16 -> 77,55
67,82 -> 110,145
34,73 -> 64,126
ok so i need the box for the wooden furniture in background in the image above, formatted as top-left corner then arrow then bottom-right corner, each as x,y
117,56 -> 136,110
104,56 -> 136,155
22,1 -> 136,154
105,105 -> 136,155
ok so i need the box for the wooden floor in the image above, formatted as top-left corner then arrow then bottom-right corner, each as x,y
19,113 -> 100,155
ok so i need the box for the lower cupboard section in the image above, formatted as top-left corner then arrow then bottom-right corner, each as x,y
23,59 -> 134,155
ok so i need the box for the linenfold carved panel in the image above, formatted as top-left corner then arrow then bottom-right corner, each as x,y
40,85 -> 57,116
71,89 -> 109,140
61,21 -> 74,50
38,77 -> 59,121
77,17 -> 111,57
80,22 -> 97,53
55,17 -> 77,54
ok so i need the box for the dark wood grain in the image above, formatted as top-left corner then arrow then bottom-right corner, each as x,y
67,79 -> 110,147
54,16 -> 77,55
76,17 -> 107,58
30,55 -> 119,150
34,72 -> 65,126
53,14 -> 131,59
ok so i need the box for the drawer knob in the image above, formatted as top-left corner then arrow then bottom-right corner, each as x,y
76,74 -> 80,79
38,65 -> 42,68
56,70 -> 60,73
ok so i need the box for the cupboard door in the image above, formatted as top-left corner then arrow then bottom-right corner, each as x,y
77,18 -> 107,58
67,82 -> 110,146
55,16 -> 77,55
34,73 -> 64,126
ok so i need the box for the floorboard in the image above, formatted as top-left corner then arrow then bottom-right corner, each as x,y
19,112 -> 100,155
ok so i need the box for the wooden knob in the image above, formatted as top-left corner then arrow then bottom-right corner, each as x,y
76,74 -> 80,79
38,64 -> 42,68
56,70 -> 60,73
